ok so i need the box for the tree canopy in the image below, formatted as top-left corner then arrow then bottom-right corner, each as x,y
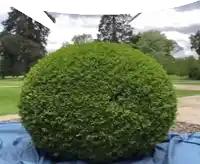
0,8 -> 55,77
71,34 -> 93,44
2,8 -> 55,46
134,30 -> 183,56
190,30 -> 200,59
97,15 -> 136,43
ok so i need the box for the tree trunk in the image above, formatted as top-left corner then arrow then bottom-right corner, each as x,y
111,15 -> 117,43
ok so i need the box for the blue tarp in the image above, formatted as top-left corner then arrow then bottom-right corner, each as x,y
0,122 -> 200,164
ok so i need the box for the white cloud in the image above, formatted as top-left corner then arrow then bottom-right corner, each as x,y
163,31 -> 189,42
0,3 -> 11,16
129,8 -> 200,57
163,31 -> 190,51
47,8 -> 200,56
0,3 -> 11,31
46,15 -> 100,51
0,2 -> 197,57
131,9 -> 200,29
161,31 -> 198,57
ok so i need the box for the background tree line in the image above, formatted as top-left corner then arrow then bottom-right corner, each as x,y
71,15 -> 200,80
1,11 -> 200,80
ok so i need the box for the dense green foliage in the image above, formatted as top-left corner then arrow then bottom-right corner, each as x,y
0,8 -> 55,78
97,15 -> 136,43
134,31 -> 183,56
153,55 -> 199,77
0,33 -> 45,77
188,64 -> 200,80
71,34 -> 93,43
190,30 -> 200,58
132,30 -> 199,79
19,42 -> 177,163
2,8 -> 55,49
188,31 -> 200,80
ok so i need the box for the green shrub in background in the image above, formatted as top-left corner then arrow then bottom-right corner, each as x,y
19,42 -> 177,163
188,65 -> 200,80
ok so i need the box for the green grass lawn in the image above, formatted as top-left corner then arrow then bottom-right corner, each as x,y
172,80 -> 200,85
176,90 -> 200,97
1,77 -> 200,116
0,78 -> 23,86
0,79 -> 22,115
169,75 -> 200,85
0,86 -> 21,115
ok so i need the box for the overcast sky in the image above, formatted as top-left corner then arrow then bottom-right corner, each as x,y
0,1 -> 200,57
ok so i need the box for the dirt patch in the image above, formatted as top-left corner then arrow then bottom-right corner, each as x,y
171,121 -> 200,133
0,114 -> 20,122
176,96 -> 200,125
174,84 -> 200,90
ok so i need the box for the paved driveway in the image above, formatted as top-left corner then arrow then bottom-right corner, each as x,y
174,84 -> 200,90
177,96 -> 200,125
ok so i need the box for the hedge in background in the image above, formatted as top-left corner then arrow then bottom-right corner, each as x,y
19,42 -> 177,163
188,65 -> 200,80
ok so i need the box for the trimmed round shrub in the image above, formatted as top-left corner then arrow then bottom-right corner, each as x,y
19,42 -> 177,163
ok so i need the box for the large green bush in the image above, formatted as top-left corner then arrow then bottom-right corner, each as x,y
19,42 -> 177,163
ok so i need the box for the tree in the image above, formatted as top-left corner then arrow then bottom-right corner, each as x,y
0,32 -> 7,78
175,56 -> 199,77
1,7 -> 55,74
170,40 -> 183,54
0,32 -> 45,76
133,30 -> 185,75
2,8 -> 55,49
61,41 -> 70,47
97,15 -> 136,43
71,34 -> 93,44
0,50 -> 5,78
190,31 -> 200,59
134,30 -> 183,56
0,37 -> 13,78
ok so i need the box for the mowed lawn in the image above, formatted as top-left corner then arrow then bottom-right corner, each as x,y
172,77 -> 200,96
0,80 -> 22,86
173,80 -> 200,85
1,78 -> 200,116
0,79 -> 22,115
176,90 -> 200,97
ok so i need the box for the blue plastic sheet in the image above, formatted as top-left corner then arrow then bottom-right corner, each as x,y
0,122 -> 200,164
